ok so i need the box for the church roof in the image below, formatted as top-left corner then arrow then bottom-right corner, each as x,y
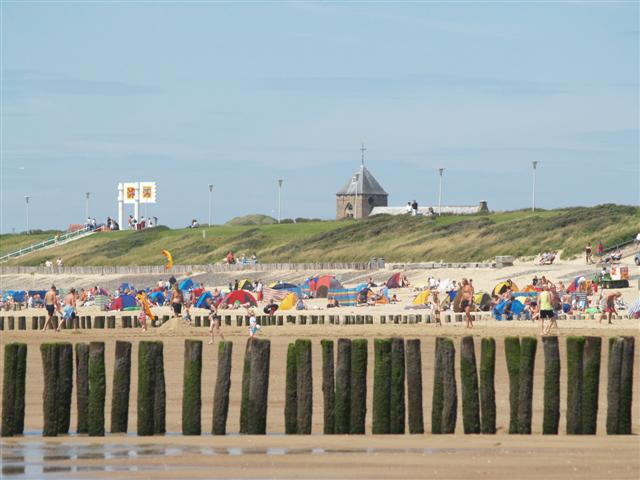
336,165 -> 388,196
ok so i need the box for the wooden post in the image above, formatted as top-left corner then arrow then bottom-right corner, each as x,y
460,336 -> 480,434
372,339 -> 391,434
517,337 -> 537,434
440,338 -> 457,434
111,341 -> 132,433
182,339 -> 203,435
582,336 -> 601,434
405,339 -> 424,434
350,339 -> 367,434
321,340 -> 335,434
75,343 -> 90,434
390,337 -> 405,434
284,343 -> 298,434
56,343 -> 74,435
295,339 -> 313,434
542,336 -> 560,435
88,342 -> 106,436
479,337 -> 496,434
504,336 -> 521,434
212,341 -> 233,435
247,339 -> 270,434
566,336 -> 585,434
334,338 -> 351,434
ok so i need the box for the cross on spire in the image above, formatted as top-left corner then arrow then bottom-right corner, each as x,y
360,143 -> 366,167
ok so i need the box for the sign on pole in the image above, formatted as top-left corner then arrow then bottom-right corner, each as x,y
139,182 -> 157,204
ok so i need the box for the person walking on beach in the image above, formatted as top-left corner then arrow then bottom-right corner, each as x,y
430,290 -> 442,326
58,288 -> 78,331
42,285 -> 60,331
585,243 -> 593,264
170,285 -> 184,318
248,309 -> 260,337
207,297 -> 224,344
600,292 -> 621,324
538,284 -> 557,335
597,241 -> 604,258
460,278 -> 474,328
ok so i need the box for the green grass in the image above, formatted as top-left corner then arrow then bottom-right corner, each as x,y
2,205 -> 638,265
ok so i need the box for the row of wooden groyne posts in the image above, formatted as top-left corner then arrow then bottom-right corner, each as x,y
0,310 -> 632,332
1,335 -> 634,438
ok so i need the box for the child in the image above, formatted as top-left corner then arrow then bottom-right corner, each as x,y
183,301 -> 192,325
430,290 -> 442,326
136,291 -> 154,332
207,297 -> 224,344
248,309 -> 260,337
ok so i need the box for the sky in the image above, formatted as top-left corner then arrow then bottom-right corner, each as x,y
1,1 -> 638,233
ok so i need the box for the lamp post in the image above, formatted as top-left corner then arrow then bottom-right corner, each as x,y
25,195 -> 30,234
531,161 -> 538,213
277,179 -> 283,223
352,173 -> 360,219
85,192 -> 90,219
208,184 -> 214,226
437,168 -> 444,216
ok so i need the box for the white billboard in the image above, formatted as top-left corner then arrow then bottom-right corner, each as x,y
123,182 -> 139,204
139,181 -> 157,204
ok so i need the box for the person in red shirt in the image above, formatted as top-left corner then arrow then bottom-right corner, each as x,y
597,241 -> 604,258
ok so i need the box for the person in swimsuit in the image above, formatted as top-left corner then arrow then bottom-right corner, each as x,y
58,288 -> 78,332
42,285 -> 60,331
248,309 -> 260,337
430,290 -> 442,326
538,284 -> 557,335
207,297 -> 224,344
171,285 -> 183,318
460,278 -> 474,328
600,292 -> 621,325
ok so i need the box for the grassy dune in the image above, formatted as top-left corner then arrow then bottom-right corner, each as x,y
1,205 -> 637,266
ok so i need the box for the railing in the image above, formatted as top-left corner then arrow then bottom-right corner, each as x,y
0,226 -> 100,263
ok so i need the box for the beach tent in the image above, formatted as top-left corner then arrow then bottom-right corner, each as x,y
315,276 -> 344,298
218,290 -> 257,307
179,278 -> 194,291
148,291 -> 165,305
510,299 -> 525,316
271,282 -> 302,298
492,281 -> 519,296
452,290 -> 464,312
474,292 -> 492,311
629,298 -> 640,318
3,290 -> 25,302
355,283 -> 368,294
413,290 -> 431,305
328,288 -> 358,307
119,283 -> 132,292
238,279 -> 254,291
279,292 -> 297,311
195,291 -> 213,308
109,294 -> 137,311
386,273 -> 403,288
301,276 -> 320,297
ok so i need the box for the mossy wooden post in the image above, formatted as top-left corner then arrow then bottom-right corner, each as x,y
295,339 -> 313,434
88,342 -> 106,436
406,339 -> 423,434
431,337 -> 445,434
619,336 -> 634,434
182,339 -> 202,435
479,337 -> 496,434
212,341 -> 233,435
517,337 -> 536,434
137,341 -> 165,436
75,343 -> 89,434
440,337 -> 457,434
111,341 -> 132,434
582,336 -> 601,434
247,339 -> 270,434
566,336 -> 585,435
390,337 -> 405,434
41,343 -> 60,436
239,340 -> 253,434
460,336 -> 480,434
56,343 -> 73,434
542,336 -> 560,435
153,342 -> 166,435
2,343 -> 27,437
334,338 -> 351,434
321,340 -> 335,434
373,338 -> 392,434
504,336 -> 521,434
350,339 -> 367,434
284,343 -> 298,434
606,337 -> 623,434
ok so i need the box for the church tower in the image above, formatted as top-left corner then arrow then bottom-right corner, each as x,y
335,145 -> 388,219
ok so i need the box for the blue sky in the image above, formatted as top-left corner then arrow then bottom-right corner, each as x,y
1,1 -> 638,233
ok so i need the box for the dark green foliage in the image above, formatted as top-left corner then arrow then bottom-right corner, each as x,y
349,339 -> 367,434
239,339 -> 253,434
405,339 -> 423,434
247,339 -> 270,434
56,343 -> 73,434
372,339 -> 392,434
321,340 -> 335,434
606,337 -> 623,434
111,341 -> 132,433
582,337 -> 601,435
284,343 -> 298,434
40,343 -> 60,436
390,338 -> 405,434
137,341 -> 165,435
460,336 -> 480,434
212,341 -> 233,435
295,339 -> 313,434
479,337 -> 496,434
504,336 -> 521,434
431,337 -> 444,434
75,343 -> 89,434
88,342 -> 105,436
182,340 -> 203,435
440,338 -> 457,434
566,336 -> 585,435
517,337 -> 537,434
542,336 -> 560,435
334,338 -> 351,434
619,336 -> 635,434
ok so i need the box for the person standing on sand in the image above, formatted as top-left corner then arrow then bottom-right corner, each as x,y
538,284 -> 557,335
42,285 -> 60,331
585,243 -> 593,264
207,297 -> 224,344
460,279 -> 474,328
600,292 -> 621,325
430,290 -> 442,326
58,288 -> 78,331
248,309 -> 260,337
170,285 -> 184,318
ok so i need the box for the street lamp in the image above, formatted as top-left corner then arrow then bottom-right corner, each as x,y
438,168 -> 445,216
85,192 -> 90,219
25,195 -> 30,234
351,173 -> 360,219
531,161 -> 538,213
208,184 -> 214,226
277,179 -> 283,223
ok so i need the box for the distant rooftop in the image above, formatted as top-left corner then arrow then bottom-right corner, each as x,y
336,165 -> 388,196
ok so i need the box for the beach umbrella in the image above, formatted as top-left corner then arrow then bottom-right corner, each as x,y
238,279 -> 254,291
413,290 -> 431,305
492,281 -> 519,296
218,290 -> 257,307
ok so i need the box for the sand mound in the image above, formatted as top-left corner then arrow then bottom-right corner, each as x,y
157,316 -> 193,332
